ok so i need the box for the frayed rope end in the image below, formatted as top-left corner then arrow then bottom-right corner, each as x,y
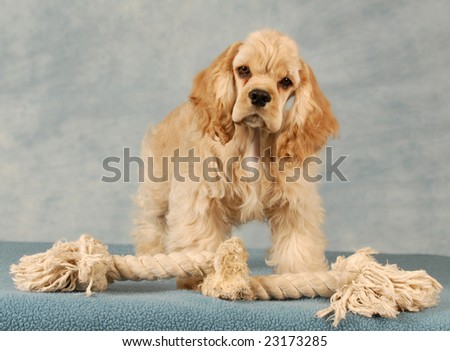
316,248 -> 443,327
10,234 -> 114,296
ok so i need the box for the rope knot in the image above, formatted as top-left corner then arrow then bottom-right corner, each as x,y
201,237 -> 254,300
316,248 -> 443,327
10,234 -> 114,296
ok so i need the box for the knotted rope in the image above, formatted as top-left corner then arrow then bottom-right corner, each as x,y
10,235 -> 442,327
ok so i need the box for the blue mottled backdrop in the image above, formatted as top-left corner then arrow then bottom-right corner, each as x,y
1,0 -> 449,255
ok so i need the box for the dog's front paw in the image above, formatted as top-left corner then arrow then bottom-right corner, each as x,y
176,276 -> 204,291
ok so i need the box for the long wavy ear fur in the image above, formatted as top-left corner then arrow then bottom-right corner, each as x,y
190,42 -> 242,144
276,61 -> 339,164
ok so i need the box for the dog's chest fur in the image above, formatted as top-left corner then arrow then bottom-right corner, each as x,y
220,128 -> 274,224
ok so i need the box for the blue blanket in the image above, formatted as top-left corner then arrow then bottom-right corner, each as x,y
1,241 -> 448,331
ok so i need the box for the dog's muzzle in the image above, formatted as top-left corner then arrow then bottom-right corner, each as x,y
242,114 -> 266,128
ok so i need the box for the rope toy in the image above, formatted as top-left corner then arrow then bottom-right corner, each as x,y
10,235 -> 442,327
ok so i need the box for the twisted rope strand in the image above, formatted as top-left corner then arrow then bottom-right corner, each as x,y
108,253 -> 340,299
108,252 -> 215,282
249,272 -> 338,300
7,234 -> 352,299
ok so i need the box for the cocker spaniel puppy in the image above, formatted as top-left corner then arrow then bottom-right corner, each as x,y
132,29 -> 338,286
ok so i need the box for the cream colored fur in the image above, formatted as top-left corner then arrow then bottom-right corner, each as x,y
132,29 -> 339,280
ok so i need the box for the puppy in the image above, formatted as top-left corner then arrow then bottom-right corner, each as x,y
132,29 -> 338,287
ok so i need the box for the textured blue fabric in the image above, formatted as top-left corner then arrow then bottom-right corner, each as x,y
1,241 -> 449,331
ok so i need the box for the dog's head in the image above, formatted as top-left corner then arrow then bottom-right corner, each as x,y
190,29 -> 338,163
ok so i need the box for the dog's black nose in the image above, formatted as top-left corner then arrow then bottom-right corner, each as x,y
249,89 -> 271,107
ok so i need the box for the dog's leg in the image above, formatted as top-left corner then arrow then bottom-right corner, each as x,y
165,182 -> 232,289
265,184 -> 328,273
132,183 -> 169,256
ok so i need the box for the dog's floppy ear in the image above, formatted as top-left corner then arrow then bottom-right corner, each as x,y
190,42 -> 242,144
276,60 -> 339,164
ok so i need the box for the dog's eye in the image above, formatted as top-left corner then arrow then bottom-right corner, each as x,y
237,66 -> 251,78
279,77 -> 293,89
